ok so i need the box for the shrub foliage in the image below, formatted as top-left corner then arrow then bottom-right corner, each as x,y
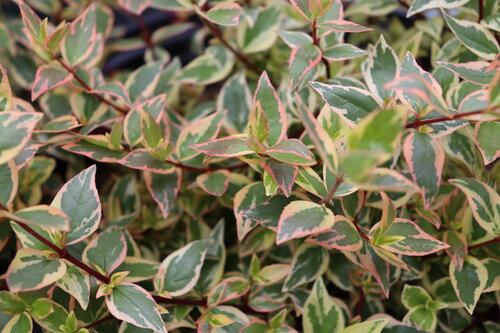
0,0 -> 499,332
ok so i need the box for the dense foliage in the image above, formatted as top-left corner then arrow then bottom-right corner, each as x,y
0,0 -> 499,332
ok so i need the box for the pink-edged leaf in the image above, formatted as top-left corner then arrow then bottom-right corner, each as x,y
254,72 -> 287,146
290,0 -> 333,22
39,115 -> 80,133
51,165 -> 101,245
32,64 -> 73,101
289,44 -> 322,91
376,218 -> 449,256
437,61 -> 495,86
354,240 -> 391,298
17,0 -> 43,42
91,81 -> 132,106
207,276 -> 250,306
444,230 -> 468,271
277,201 -> 334,244
62,139 -> 127,163
191,136 -> 254,157
196,170 -> 230,197
306,215 -> 362,251
261,159 -> 298,198
11,205 -> 70,231
385,74 -> 450,116
0,63 -> 13,111
83,226 -> 127,274
319,19 -> 372,34
145,169 -> 182,218
118,149 -> 174,174
415,206 -> 441,229
203,1 -> 242,26
404,131 -> 445,208
106,283 -> 166,333
61,4 -> 97,66
233,182 -> 268,240
266,139 -> 315,166
0,112 -> 43,165
14,141 -> 41,169
118,0 -> 152,15
0,161 -> 18,207
458,89 -> 489,113
473,121 -> 499,165
322,43 -> 368,61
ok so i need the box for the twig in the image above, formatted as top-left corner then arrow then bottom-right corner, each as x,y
136,14 -> 155,51
51,54 -> 130,115
405,110 -> 485,129
320,173 -> 345,204
478,0 -> 484,23
165,160 -> 248,172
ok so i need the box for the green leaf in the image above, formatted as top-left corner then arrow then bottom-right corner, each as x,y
118,149 -> 174,174
2,312 -> 32,333
204,1 -> 241,26
362,34 -> 399,103
176,111 -> 225,161
233,182 -> 268,239
354,240 -> 391,297
0,291 -> 26,315
247,101 -> 269,149
289,44 -> 322,91
323,44 -> 368,61
83,227 -> 127,274
237,6 -> 280,54
242,193 -> 301,231
277,201 -> 334,244
43,22 -> 71,53
403,305 -> 437,332
17,0 -> 43,42
144,169 -> 181,218
278,30 -> 313,48
291,0 -> 332,21
407,0 -> 469,17
154,239 -> 211,297
404,131 -> 445,208
303,278 -> 344,333
306,215 -> 362,251
39,115 -> 80,133
192,136 -> 254,157
217,71 -> 252,133
474,121 -> 499,165
106,283 -> 166,333
57,263 -> 90,310
140,110 -> 164,150
0,63 -> 13,111
342,318 -> 389,333
442,10 -> 499,60
437,61 -> 494,86
62,139 -> 128,163
401,285 -> 432,309
179,44 -> 234,85
0,111 -> 43,164
62,4 -> 97,66
449,178 -> 500,236
311,82 -> 380,127
30,298 -> 69,332
0,161 -> 18,207
51,165 -> 102,244
283,244 -> 329,291
125,61 -> 163,102
483,258 -> 500,292
10,205 -> 69,231
115,257 -> 160,283
196,170 -> 230,197
296,166 -> 328,198
449,256 -> 488,314
261,159 -> 298,198
266,139 -> 315,166
6,248 -> 66,292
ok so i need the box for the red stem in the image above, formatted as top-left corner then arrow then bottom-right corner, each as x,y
52,55 -> 130,115
478,0 -> 484,22
165,160 -> 248,172
405,110 -> 484,129
468,237 -> 500,251
136,14 -> 155,50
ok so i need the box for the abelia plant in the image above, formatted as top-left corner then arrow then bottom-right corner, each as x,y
0,0 -> 498,332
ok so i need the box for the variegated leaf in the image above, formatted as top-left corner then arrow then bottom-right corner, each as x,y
217,71 -> 252,133
311,82 -> 380,127
277,201 -> 334,244
353,240 -> 391,297
442,10 -> 499,60
401,285 -> 432,309
179,44 -> 234,85
407,0 -> 470,17
283,244 -> 329,291
57,262 -> 90,310
362,35 -> 399,103
342,318 -> 389,333
6,248 -> 66,292
62,4 -> 97,66
0,111 -> 43,164
403,305 -> 437,332
62,139 -> 128,163
278,30 -> 313,48
204,1 -> 241,26
319,19 -> 372,33
483,258 -> 500,293
83,227 -> 127,274
39,115 -> 80,133
323,44 -> 368,61
0,161 -> 18,207
233,182 -> 268,239
437,61 -> 495,85
125,61 -> 163,101
404,131 -> 445,208
9,205 -> 69,231
289,44 -> 322,91
261,159 -> 298,198
115,257 -> 160,283
106,283 -> 166,333
196,170 -> 230,197
118,149 -> 174,174
306,215 -> 362,251
145,169 -> 181,218
290,0 -> 333,21
449,256 -> 488,314
155,239 -> 211,297
0,291 -> 26,315
0,63 -> 13,111
176,111 -> 225,161
449,178 -> 500,236
207,276 -> 250,306
303,278 -> 344,333
2,312 -> 32,333
191,136 -> 254,157
474,121 -> 499,165
266,139 -> 315,166
51,165 -> 102,244
29,298 -> 68,332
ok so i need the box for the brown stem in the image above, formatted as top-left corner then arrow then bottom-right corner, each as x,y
165,160 -> 248,172
84,315 -> 114,329
405,110 -> 484,129
51,55 -> 130,115
136,14 -> 155,50
320,173 -> 345,204
429,237 -> 500,259
152,295 -> 267,315
191,1 -> 260,76
478,0 -> 484,22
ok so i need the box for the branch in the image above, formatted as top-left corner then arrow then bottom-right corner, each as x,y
165,160 -> 248,172
190,1 -> 261,76
51,54 -> 130,115
478,0 -> 484,23
405,110 -> 484,129
320,173 -> 344,204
